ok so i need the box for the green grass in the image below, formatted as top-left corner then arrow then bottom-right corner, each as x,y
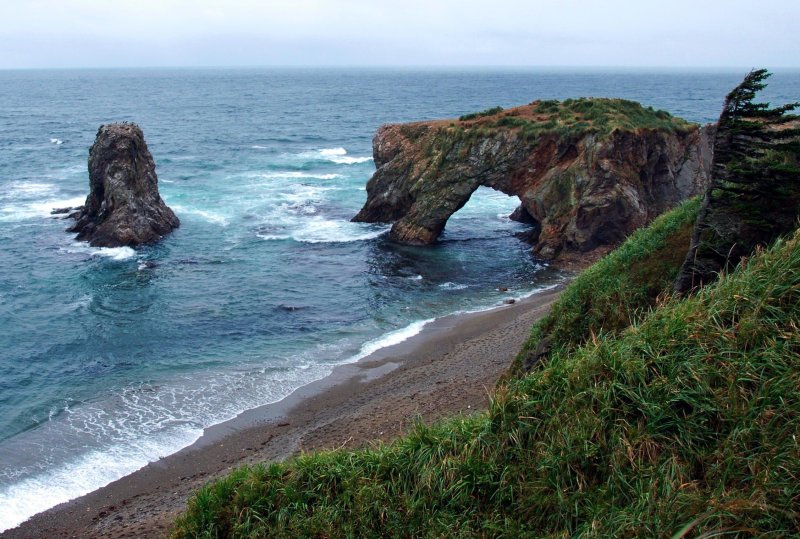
172,207 -> 800,538
495,98 -> 694,142
515,197 -> 700,372
459,106 -> 504,121
444,99 -> 695,147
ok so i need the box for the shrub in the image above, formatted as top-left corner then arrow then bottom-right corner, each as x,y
459,106 -> 504,121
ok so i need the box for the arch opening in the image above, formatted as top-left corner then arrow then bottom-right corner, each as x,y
439,185 -> 540,244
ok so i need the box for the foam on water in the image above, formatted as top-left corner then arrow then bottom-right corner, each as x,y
440,282 -> 469,290
330,155 -> 373,165
258,218 -> 389,243
0,424 -> 201,532
5,182 -> 58,198
0,361 -> 333,532
292,219 -> 389,243
350,318 -> 435,362
0,193 -> 86,223
296,148 -> 373,165
170,205 -> 230,226
59,243 -> 137,261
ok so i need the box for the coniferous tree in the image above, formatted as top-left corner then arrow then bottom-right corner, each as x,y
675,69 -> 800,293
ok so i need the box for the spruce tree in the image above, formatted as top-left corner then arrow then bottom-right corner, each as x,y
675,69 -> 800,293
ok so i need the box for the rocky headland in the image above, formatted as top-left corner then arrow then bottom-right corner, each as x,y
68,123 -> 179,247
353,99 -> 713,260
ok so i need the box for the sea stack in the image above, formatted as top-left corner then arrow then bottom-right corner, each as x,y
68,123 -> 179,247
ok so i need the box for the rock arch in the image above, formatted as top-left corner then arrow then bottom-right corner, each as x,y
353,116 -> 712,259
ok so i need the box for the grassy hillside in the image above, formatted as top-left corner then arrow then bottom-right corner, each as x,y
515,197 -> 700,373
172,205 -> 799,538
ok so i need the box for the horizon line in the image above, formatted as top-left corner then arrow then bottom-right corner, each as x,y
2,64 -> 799,73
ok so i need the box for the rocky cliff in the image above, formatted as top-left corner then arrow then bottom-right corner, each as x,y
68,123 -> 179,247
353,99 -> 713,259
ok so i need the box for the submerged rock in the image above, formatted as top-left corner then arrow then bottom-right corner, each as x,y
353,99 -> 713,260
50,206 -> 80,215
68,123 -> 179,247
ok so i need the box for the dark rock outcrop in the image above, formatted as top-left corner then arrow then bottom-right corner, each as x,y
68,123 -> 179,247
675,70 -> 800,294
353,99 -> 713,260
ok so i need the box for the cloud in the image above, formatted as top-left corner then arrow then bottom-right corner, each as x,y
1,0 -> 797,68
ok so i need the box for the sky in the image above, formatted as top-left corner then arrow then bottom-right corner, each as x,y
1,0 -> 798,69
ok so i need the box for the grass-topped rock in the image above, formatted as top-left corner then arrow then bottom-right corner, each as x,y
353,98 -> 712,260
473,98 -> 694,141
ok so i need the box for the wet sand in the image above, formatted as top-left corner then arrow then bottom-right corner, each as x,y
4,285 -> 563,539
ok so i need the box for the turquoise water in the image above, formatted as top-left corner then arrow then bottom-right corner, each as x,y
0,68 -> 797,530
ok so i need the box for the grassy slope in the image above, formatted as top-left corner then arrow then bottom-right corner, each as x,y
172,202 -> 799,538
515,197 -> 700,373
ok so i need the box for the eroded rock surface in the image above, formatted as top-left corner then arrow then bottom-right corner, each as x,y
353,99 -> 713,259
69,123 -> 179,247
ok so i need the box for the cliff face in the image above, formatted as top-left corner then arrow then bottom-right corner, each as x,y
353,99 -> 713,259
68,123 -> 180,247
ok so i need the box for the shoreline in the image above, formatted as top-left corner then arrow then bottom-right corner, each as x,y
3,284 -> 564,538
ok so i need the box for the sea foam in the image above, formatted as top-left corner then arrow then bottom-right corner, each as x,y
350,318 -> 434,362
60,244 -> 137,261
0,424 -> 201,533
0,193 -> 85,223
258,218 -> 389,244
298,148 -> 373,165
169,205 -> 230,226
0,361 -> 332,532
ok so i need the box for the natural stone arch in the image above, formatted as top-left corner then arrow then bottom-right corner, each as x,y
353,108 -> 712,260
427,184 -> 537,241
354,124 -> 543,245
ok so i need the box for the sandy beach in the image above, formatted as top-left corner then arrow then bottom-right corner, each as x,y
4,285 -> 563,539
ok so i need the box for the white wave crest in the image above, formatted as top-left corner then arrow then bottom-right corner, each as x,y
0,362 -> 333,532
439,282 -> 469,290
96,247 -> 137,260
0,424 -> 201,533
296,148 -> 373,166
0,193 -> 86,223
330,155 -> 373,165
5,182 -> 58,199
350,318 -> 434,362
169,205 -> 229,226
60,244 -> 137,261
258,218 -> 389,244
319,147 -> 347,157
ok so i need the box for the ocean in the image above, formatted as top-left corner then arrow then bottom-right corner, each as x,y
0,67 -> 797,531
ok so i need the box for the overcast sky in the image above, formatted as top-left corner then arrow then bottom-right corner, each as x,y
1,0 -> 798,69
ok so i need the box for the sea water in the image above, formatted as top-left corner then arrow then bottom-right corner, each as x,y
0,68 -> 797,531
